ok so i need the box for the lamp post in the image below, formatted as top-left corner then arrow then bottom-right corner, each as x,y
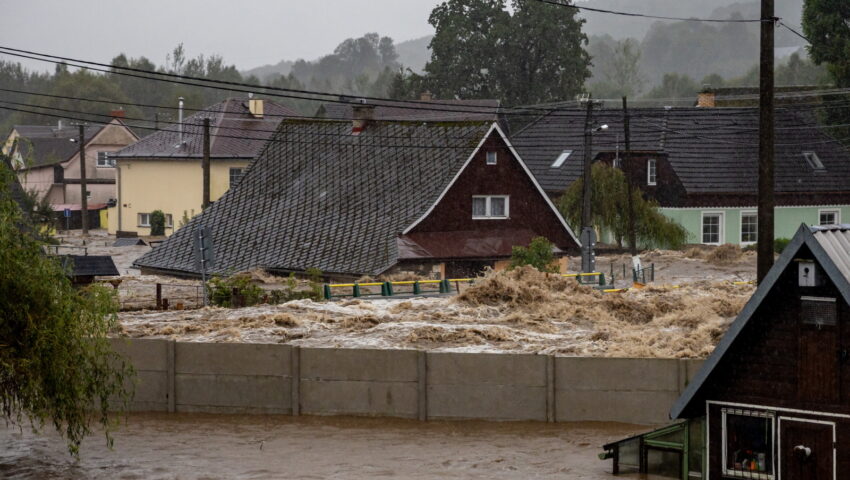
580,110 -> 608,274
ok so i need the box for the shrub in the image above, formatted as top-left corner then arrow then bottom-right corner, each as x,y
774,237 -> 791,254
509,236 -> 559,273
207,274 -> 264,307
149,210 -> 166,236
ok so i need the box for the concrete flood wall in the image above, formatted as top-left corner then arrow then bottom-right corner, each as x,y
110,339 -> 703,424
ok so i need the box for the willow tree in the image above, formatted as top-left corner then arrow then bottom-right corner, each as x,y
557,163 -> 687,249
0,158 -> 132,455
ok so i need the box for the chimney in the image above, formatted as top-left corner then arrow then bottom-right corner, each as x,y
697,86 -> 716,108
57,119 -> 64,130
109,108 -> 126,119
351,101 -> 374,135
420,91 -> 433,101
178,97 -> 185,145
248,98 -> 264,118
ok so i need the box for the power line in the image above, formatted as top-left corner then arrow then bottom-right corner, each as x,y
778,21 -> 812,44
533,0 -> 771,23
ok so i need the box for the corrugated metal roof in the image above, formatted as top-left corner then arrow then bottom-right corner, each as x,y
812,224 -> 850,285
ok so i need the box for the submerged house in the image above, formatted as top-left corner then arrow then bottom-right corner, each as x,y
604,224 -> 850,478
512,107 -> 850,246
133,107 -> 578,279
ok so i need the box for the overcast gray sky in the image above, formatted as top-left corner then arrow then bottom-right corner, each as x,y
4,1 -> 441,72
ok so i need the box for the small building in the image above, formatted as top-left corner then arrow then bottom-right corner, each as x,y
132,108 -> 578,279
603,224 -> 850,478
512,107 -> 850,247
4,117 -> 139,209
109,98 -> 298,236
60,255 -> 120,285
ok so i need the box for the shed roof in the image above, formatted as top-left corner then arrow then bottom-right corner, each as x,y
61,255 -> 119,277
133,120 -> 499,277
112,98 -> 298,159
670,224 -> 850,419
512,107 -> 850,197
12,124 -> 102,168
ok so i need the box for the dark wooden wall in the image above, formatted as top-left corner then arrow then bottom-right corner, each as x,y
410,131 -> 578,251
702,244 -> 850,476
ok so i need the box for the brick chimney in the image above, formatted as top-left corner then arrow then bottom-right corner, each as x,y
697,86 -> 716,108
352,102 -> 374,135
109,108 -> 126,118
420,91 -> 433,101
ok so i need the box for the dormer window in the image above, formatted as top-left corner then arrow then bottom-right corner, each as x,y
486,151 -> 497,165
803,151 -> 824,170
647,159 -> 657,185
551,150 -> 572,168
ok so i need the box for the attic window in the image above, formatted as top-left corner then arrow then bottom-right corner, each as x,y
802,151 -> 824,170
801,296 -> 837,327
551,150 -> 572,168
486,151 -> 498,165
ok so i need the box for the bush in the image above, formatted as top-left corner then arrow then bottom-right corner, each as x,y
509,236 -> 559,273
207,274 -> 264,307
774,237 -> 791,254
149,210 -> 166,236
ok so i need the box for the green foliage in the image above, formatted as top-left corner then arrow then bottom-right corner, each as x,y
587,36 -> 644,98
509,237 -> 558,273
149,210 -> 165,236
207,274 -> 264,308
423,0 -> 590,105
643,73 -> 700,100
0,159 -> 132,455
557,163 -> 687,250
774,237 -> 791,254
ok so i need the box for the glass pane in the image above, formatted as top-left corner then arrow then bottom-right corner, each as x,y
820,212 -> 835,225
725,413 -> 773,475
490,197 -> 506,217
617,438 -> 640,472
703,215 -> 720,243
486,152 -> 497,164
646,449 -> 681,478
472,197 -> 487,216
741,214 -> 757,242
689,418 -> 705,475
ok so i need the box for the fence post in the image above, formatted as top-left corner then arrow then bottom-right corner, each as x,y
353,284 -> 361,298
386,282 -> 394,296
156,283 -> 162,310
413,281 -> 421,295
598,273 -> 605,286
651,263 -> 655,282
323,284 -> 332,300
381,282 -> 389,296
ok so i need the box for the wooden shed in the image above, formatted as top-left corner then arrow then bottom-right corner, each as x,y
603,223 -> 850,479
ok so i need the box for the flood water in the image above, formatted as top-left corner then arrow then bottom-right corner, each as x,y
0,413 -> 647,479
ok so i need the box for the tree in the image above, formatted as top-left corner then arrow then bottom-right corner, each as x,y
0,158 -> 132,455
803,0 -> 850,88
149,210 -> 166,236
424,0 -> 590,105
557,163 -> 687,249
509,236 -> 558,273
587,38 -> 644,98
643,73 -> 700,100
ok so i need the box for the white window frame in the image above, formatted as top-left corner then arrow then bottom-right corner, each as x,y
647,158 -> 657,185
229,167 -> 244,189
740,210 -> 758,245
472,195 -> 509,219
486,151 -> 497,165
96,151 -> 115,168
165,213 -> 173,228
702,211 -> 724,245
721,408 -> 776,480
138,212 -> 151,227
818,208 -> 840,226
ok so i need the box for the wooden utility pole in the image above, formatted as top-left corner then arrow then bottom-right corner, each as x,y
78,124 -> 88,235
202,117 -> 211,209
757,0 -> 775,283
622,97 -> 637,256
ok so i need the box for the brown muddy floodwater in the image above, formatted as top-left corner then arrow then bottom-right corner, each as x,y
0,414 -> 647,479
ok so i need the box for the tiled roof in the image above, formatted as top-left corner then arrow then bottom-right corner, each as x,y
512,107 -> 850,196
133,120 -> 493,276
319,98 -> 501,122
112,98 -> 298,159
12,124 -> 101,168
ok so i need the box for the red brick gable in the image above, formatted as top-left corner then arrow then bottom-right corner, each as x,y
406,129 -> 578,253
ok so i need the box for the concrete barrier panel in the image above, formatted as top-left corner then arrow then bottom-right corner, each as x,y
176,343 -> 291,376
300,380 -> 418,417
427,352 -> 547,421
110,338 -> 169,371
176,374 -> 291,413
557,390 -> 679,424
300,348 -> 418,382
110,338 -> 170,411
299,348 -> 420,418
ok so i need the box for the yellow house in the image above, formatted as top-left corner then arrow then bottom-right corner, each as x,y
109,98 -> 296,236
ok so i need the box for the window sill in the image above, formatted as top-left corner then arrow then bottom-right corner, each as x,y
472,216 -> 509,220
